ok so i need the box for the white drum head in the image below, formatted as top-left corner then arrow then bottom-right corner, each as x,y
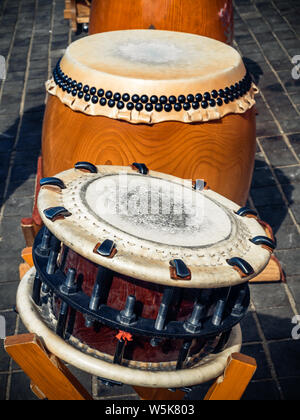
85,174 -> 232,248
38,165 -> 271,288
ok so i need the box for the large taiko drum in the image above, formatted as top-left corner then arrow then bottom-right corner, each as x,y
89,0 -> 234,45
17,164 -> 275,388
43,30 -> 258,207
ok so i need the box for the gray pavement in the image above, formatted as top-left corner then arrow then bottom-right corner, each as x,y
0,0 -> 300,400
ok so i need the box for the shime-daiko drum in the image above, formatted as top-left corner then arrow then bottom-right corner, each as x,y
89,0 -> 234,45
17,164 -> 275,388
42,30 -> 258,207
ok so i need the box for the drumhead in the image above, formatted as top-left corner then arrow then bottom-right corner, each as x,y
46,30 -> 258,124
85,174 -> 232,247
38,165 -> 271,288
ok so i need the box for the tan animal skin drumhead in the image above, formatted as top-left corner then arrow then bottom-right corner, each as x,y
46,30 -> 258,124
38,165 -> 272,289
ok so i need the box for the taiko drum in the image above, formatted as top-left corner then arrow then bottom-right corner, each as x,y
42,30 -> 258,206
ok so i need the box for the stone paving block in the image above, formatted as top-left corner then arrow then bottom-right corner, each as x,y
279,377 -> 300,400
241,343 -> 272,380
276,249 -> 300,276
260,136 -> 298,166
242,380 -> 281,400
9,372 -> 39,400
269,340 -> 300,378
250,283 -> 291,309
256,306 -> 295,340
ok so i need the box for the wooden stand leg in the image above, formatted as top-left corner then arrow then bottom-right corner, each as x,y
5,333 -> 93,400
204,353 -> 257,401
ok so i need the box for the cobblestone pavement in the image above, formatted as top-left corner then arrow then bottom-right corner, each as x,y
0,0 -> 299,401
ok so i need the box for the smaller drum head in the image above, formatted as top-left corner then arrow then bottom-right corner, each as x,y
38,165 -> 271,288
47,30 -> 258,124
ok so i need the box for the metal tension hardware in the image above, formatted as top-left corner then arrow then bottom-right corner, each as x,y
43,207 -> 72,222
169,259 -> 191,280
40,177 -> 66,190
93,239 -> 117,258
192,179 -> 208,191
236,207 -> 258,218
74,161 -> 98,173
131,162 -> 149,175
227,257 -> 254,278
250,236 -> 276,252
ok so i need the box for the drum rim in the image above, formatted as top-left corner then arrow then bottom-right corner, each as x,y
37,165 -> 271,289
17,267 -> 242,388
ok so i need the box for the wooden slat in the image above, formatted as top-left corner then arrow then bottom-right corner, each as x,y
5,334 -> 93,401
204,353 -> 257,400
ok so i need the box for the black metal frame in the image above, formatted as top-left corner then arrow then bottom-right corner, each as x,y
33,228 -> 250,344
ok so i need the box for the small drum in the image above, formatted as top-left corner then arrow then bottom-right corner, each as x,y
17,164 -> 275,388
89,0 -> 234,45
43,30 -> 258,207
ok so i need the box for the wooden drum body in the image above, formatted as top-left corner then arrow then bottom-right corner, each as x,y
42,30 -> 258,207
89,0 -> 234,45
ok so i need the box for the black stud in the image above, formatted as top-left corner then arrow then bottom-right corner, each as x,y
132,94 -> 140,103
127,102 -> 134,111
201,101 -> 209,109
174,103 -> 182,112
135,103 -> 143,112
250,236 -> 276,250
217,98 -> 223,106
218,89 -> 225,98
195,93 -> 203,102
122,93 -> 130,102
227,257 -> 254,277
75,161 -> 98,173
236,207 -> 258,218
43,207 -> 71,222
169,96 -> 177,104
150,95 -> 158,104
145,103 -> 154,112
209,99 -> 216,107
164,103 -> 172,112
83,85 -> 89,93
108,99 -> 115,108
92,96 -> 98,104
117,101 -> 125,110
100,97 -> 107,106
155,103 -> 163,112
84,94 -> 91,102
105,90 -> 113,99
187,94 -> 194,103
170,259 -> 191,279
97,88 -> 104,97
141,95 -> 149,104
192,102 -> 200,110
132,162 -> 149,175
71,89 -> 77,97
178,95 -> 186,103
40,177 -> 66,190
211,90 -> 218,99
78,91 -> 84,99
95,239 -> 116,258
203,92 -> 211,101
159,95 -> 168,104
114,92 -> 121,101
90,87 -> 96,95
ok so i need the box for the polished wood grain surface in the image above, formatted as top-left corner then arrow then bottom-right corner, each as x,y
42,96 -> 256,206
89,0 -> 233,44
